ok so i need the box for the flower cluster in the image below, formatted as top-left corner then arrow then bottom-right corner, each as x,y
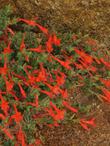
0,10 -> 110,145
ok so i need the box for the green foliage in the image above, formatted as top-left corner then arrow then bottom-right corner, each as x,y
0,5 -> 16,34
0,5 -> 11,33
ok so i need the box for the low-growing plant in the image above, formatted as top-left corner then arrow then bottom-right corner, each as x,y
0,5 -> 110,146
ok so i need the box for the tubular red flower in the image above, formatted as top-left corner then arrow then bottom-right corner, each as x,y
80,121 -> 89,131
0,94 -> 9,116
10,104 -> 23,123
100,78 -> 110,88
34,138 -> 44,146
93,57 -> 101,64
39,88 -> 53,98
46,102 -> 65,121
51,55 -> 72,70
86,38 -> 97,46
17,126 -> 26,146
52,34 -> 61,46
49,101 -> 65,121
29,45 -> 45,53
1,128 -> 13,140
80,118 -> 96,131
11,72 -> 26,81
3,75 -> 14,93
74,48 -> 93,65
3,41 -> 13,54
18,83 -> 26,98
53,70 -> 66,85
73,62 -> 84,70
100,58 -> 110,69
7,27 -> 15,35
60,89 -> 68,99
81,118 -> 96,126
19,34 -> 26,52
46,35 -> 53,53
36,23 -> 48,35
0,113 -> 6,120
47,120 -> 59,128
101,88 -> 110,103
36,63 -> 47,82
63,101 -> 78,113
18,18 -> 37,26
18,18 -> 48,35
44,82 -> 61,95
0,57 -> 8,75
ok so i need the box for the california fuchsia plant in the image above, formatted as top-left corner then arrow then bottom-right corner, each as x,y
0,5 -> 110,146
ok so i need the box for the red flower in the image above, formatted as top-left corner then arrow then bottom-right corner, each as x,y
34,138 -> 44,146
74,48 -> 97,74
18,18 -> 37,26
0,57 -> 8,75
100,78 -> 110,88
80,118 -> 96,131
36,23 -> 48,35
51,102 -> 65,121
36,63 -> 47,82
39,88 -> 53,98
60,89 -> 68,99
3,75 -> 14,93
0,113 -> 6,120
80,121 -> 89,131
19,34 -> 26,52
11,72 -> 26,81
86,38 -> 97,46
51,55 -> 72,70
53,110 -> 65,121
18,18 -> 48,35
93,57 -> 101,64
47,72 -> 54,82
23,66 -> 37,85
74,48 -> 93,65
63,101 -> 78,113
3,41 -> 13,54
44,82 -> 61,95
7,27 -> 15,35
100,58 -> 110,69
17,126 -> 26,146
72,34 -> 78,41
54,70 -> 66,85
46,102 -> 65,121
18,83 -> 26,98
46,33 -> 61,52
0,94 -> 9,116
1,127 -> 13,140
47,120 -> 59,128
52,34 -> 61,46
11,104 -> 23,123
73,62 -> 84,70
101,88 -> 110,103
79,59 -> 97,73
46,35 -> 53,53
29,45 -> 45,53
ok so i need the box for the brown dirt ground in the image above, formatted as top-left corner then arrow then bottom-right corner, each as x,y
1,0 -> 110,47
